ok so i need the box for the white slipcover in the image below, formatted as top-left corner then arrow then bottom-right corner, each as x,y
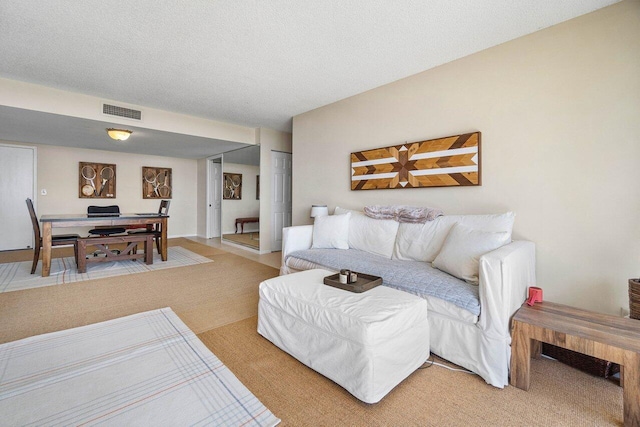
280,224 -> 535,388
258,269 -> 430,403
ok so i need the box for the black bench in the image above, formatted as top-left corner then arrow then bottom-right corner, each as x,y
77,234 -> 154,273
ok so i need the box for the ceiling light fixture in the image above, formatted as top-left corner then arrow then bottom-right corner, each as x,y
106,128 -> 132,141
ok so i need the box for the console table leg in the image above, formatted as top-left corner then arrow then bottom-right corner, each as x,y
623,352 -> 639,427
510,321 -> 532,390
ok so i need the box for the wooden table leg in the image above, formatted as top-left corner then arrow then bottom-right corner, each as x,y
42,221 -> 52,277
623,352 -> 639,427
510,321 -> 532,390
145,235 -> 153,265
77,240 -> 87,274
160,218 -> 168,261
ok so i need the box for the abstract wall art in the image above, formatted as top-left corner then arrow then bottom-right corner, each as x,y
350,132 -> 481,190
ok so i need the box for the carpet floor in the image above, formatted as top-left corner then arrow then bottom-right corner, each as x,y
0,237 -> 626,425
199,316 -> 624,426
0,238 -> 279,343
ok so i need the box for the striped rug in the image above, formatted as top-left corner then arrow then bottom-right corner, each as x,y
0,307 -> 280,426
0,246 -> 212,293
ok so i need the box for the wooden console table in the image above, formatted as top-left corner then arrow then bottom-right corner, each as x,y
235,217 -> 258,234
510,301 -> 640,426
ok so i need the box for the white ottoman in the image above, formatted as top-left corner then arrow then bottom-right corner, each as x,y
257,268 -> 430,404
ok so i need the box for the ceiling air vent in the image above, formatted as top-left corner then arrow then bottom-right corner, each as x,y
102,103 -> 142,120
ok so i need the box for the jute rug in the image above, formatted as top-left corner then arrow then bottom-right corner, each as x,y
198,316 -> 625,427
0,238 -> 280,343
0,246 -> 212,293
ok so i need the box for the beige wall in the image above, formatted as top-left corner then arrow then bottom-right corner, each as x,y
3,141 -> 198,237
292,0 -> 640,315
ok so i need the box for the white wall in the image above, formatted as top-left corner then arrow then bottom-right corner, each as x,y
2,140 -> 198,237
291,0 -> 640,315
221,163 -> 260,234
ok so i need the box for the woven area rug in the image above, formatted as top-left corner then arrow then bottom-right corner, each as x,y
0,307 -> 280,426
0,246 -> 212,293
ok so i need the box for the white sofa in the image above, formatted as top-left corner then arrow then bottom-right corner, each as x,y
280,208 -> 536,388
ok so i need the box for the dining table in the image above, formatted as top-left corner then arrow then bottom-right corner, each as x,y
39,212 -> 169,277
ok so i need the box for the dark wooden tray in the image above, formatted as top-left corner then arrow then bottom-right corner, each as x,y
323,272 -> 382,293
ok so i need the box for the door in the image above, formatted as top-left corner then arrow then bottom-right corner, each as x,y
0,144 -> 36,250
209,160 -> 222,238
271,151 -> 292,251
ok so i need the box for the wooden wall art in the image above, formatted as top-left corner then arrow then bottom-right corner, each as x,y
223,173 -> 242,199
142,167 -> 172,199
79,162 -> 116,198
350,132 -> 481,190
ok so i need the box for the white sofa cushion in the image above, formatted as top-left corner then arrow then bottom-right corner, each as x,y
312,212 -> 350,249
335,207 -> 398,258
432,223 -> 510,284
393,212 -> 515,262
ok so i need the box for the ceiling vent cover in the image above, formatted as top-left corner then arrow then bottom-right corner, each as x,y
102,103 -> 142,120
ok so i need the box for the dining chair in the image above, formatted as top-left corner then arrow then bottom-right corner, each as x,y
128,200 -> 170,255
26,198 -> 79,274
87,205 -> 126,255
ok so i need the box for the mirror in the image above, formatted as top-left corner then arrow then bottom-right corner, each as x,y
221,145 -> 260,250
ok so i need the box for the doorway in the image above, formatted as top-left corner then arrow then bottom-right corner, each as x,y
207,157 -> 222,238
270,151 -> 292,251
0,144 -> 36,251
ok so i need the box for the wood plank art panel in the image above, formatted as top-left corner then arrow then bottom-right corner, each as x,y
79,162 -> 116,198
142,167 -> 172,199
223,173 -> 242,199
351,132 -> 481,190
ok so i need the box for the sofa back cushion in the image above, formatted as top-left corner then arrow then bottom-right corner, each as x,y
432,223 -> 511,284
335,207 -> 399,258
392,212 -> 515,262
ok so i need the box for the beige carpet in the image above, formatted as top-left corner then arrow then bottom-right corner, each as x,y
0,238 -> 626,425
199,316 -> 624,427
0,238 -> 279,343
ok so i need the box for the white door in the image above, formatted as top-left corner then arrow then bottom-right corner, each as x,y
209,161 -> 222,238
271,151 -> 292,251
0,144 -> 36,250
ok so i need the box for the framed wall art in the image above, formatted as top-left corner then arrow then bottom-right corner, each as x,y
223,173 -> 242,199
79,162 -> 116,198
350,132 -> 481,190
142,167 -> 172,199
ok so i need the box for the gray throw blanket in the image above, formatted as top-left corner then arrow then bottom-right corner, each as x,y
287,248 -> 480,315
364,205 -> 443,223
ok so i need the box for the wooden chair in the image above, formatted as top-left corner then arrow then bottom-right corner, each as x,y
128,200 -> 170,255
26,198 -> 79,274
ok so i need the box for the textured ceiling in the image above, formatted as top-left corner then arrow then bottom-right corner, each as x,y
0,0 -> 620,152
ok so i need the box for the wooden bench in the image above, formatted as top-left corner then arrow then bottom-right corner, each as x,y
235,217 -> 259,234
510,301 -> 640,426
77,234 -> 154,273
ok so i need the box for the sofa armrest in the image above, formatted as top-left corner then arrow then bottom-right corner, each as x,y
477,240 -> 536,338
280,225 -> 314,275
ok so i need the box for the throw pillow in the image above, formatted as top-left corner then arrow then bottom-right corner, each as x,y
393,212 -> 515,263
335,207 -> 398,258
432,223 -> 510,284
312,212 -> 351,250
